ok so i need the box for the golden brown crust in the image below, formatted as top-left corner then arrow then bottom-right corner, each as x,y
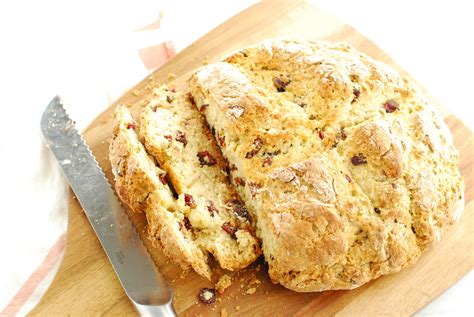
189,39 -> 464,291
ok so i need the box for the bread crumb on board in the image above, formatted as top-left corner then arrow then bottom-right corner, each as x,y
220,308 -> 228,317
216,274 -> 233,294
246,287 -> 256,295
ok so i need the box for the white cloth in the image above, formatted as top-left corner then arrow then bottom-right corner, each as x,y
0,0 -> 472,315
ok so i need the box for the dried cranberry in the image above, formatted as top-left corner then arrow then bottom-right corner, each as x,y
318,129 -> 324,140
245,137 -> 263,159
273,77 -> 290,92
226,199 -> 249,219
200,103 -> 209,113
383,100 -> 399,113
127,123 -> 136,130
183,217 -> 192,230
351,154 -> 367,166
262,157 -> 272,167
187,92 -> 195,105
345,174 -> 352,183
197,151 -> 217,166
166,95 -> 173,103
184,194 -> 196,208
340,129 -> 347,140
206,201 -> 218,216
152,105 -> 158,112
198,288 -> 216,305
233,204 -> 249,220
353,84 -> 361,100
164,135 -> 172,141
159,174 -> 167,185
175,131 -> 187,146
221,222 -> 237,238
235,177 -> 246,187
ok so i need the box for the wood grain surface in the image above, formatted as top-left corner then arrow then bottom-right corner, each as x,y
30,1 -> 474,316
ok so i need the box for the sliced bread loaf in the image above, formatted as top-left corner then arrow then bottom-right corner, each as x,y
139,86 -> 261,271
109,105 -> 211,278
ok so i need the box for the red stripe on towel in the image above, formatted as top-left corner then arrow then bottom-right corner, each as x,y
1,233 -> 66,317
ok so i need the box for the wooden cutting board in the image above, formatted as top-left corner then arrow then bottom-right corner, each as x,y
31,1 -> 474,316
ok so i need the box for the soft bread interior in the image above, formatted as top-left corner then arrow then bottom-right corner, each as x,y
139,86 -> 261,271
110,106 -> 211,278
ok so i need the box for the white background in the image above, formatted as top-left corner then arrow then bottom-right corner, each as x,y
0,0 -> 472,315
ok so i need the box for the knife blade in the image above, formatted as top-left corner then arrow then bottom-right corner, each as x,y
40,96 -> 176,316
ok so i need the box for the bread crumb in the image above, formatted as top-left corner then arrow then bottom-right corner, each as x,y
246,287 -> 256,295
235,306 -> 240,312
132,89 -> 140,96
220,308 -> 228,317
215,274 -> 233,294
168,73 -> 177,80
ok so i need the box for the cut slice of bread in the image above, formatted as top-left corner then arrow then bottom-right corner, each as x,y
139,86 -> 261,271
109,105 -> 211,279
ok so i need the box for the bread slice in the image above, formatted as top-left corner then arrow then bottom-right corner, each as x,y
188,40 -> 464,291
109,106 -> 211,278
139,86 -> 261,271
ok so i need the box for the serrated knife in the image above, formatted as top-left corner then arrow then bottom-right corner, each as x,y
40,96 -> 176,316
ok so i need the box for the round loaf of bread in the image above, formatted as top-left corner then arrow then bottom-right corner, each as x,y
189,40 -> 464,291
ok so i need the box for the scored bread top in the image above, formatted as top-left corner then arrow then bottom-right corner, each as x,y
189,39 -> 464,291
